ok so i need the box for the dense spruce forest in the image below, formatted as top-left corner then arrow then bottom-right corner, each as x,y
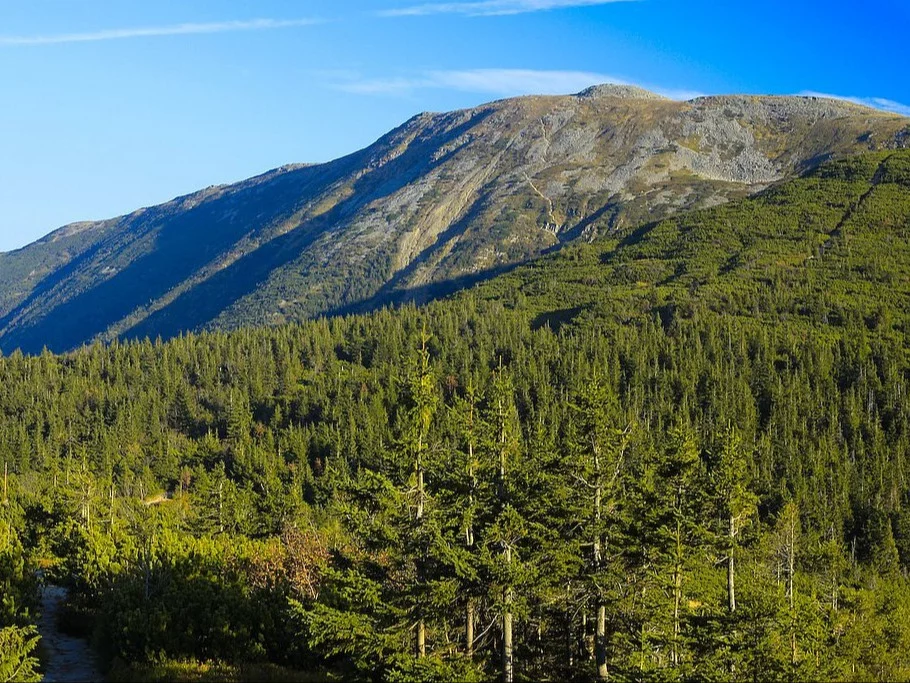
2,150 -> 910,681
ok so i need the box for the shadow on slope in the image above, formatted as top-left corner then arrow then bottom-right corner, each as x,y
0,160 -> 358,354
120,110 -> 497,343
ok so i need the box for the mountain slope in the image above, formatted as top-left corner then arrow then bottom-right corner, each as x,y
1,87 -> 907,353
461,150 -> 910,333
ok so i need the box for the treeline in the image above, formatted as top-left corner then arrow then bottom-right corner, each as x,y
1,294 -> 909,681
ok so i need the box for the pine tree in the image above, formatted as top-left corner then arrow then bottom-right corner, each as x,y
400,329 -> 439,659
776,500 -> 800,669
0,626 -> 41,683
484,363 -> 522,683
447,380 -> 485,659
636,423 -> 705,675
570,374 -> 630,681
713,426 -> 758,615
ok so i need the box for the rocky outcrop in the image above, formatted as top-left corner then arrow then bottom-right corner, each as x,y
575,84 -> 668,100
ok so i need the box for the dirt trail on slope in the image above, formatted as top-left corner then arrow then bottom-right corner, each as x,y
38,584 -> 103,682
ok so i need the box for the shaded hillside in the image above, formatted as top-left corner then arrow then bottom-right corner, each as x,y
0,87 -> 907,353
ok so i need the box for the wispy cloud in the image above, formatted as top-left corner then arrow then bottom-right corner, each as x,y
380,0 -> 634,17
800,91 -> 910,117
0,18 -> 321,46
332,68 -> 702,101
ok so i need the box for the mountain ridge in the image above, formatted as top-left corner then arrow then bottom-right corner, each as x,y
1,86 -> 907,354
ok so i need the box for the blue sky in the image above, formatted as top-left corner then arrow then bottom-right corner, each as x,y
1,0 -> 908,252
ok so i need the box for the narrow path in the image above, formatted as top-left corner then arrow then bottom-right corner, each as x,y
37,584 -> 103,683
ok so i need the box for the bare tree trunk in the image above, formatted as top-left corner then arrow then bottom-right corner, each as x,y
416,433 -> 426,658
788,539 -> 794,610
728,514 -> 736,613
787,512 -> 797,666
498,397 -> 506,500
467,442 -> 475,547
789,546 -> 796,666
594,471 -> 608,680
503,545 -> 514,683
672,518 -> 682,668
503,607 -> 514,683
467,440 -> 475,657
218,480 -> 224,534
596,605 -> 608,680
496,376 -> 513,683
416,434 -> 425,520
467,599 -> 475,658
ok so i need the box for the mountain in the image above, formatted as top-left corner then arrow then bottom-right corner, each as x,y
1,86 -> 907,354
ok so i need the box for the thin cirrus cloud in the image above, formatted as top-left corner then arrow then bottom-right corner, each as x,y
332,68 -> 704,101
0,18 -> 321,46
380,0 -> 635,17
800,91 -> 910,117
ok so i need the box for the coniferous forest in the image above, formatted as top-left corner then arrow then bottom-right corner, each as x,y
2,151 -> 910,681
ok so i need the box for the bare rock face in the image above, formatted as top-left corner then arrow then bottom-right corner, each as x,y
0,86 -> 907,353
575,84 -> 669,100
